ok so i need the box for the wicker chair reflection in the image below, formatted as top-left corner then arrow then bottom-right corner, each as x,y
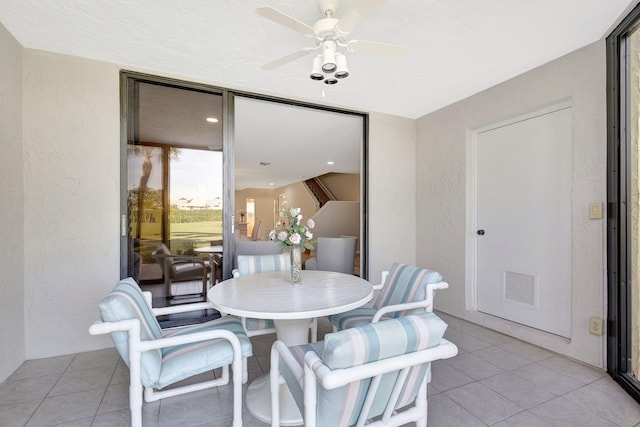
151,243 -> 210,299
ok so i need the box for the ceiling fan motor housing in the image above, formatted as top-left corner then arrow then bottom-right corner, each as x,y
318,0 -> 340,16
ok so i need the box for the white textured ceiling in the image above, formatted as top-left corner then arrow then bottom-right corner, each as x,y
0,0 -> 636,119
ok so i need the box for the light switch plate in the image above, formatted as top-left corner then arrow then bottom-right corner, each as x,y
589,202 -> 602,219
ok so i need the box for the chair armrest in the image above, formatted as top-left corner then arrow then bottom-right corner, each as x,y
423,280 -> 448,306
151,301 -> 214,316
307,339 -> 458,390
139,327 -> 243,353
89,318 -> 244,355
371,281 -> 448,322
371,300 -> 432,322
89,318 -> 140,336
168,256 -> 206,266
371,270 -> 389,291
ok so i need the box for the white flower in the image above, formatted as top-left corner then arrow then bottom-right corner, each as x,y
289,233 -> 301,245
273,206 -> 314,250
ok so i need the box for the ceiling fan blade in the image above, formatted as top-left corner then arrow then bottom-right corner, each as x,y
347,40 -> 408,60
261,48 -> 314,71
256,6 -> 316,36
336,0 -> 388,34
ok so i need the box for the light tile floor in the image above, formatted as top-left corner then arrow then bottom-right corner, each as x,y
2,313 -> 640,426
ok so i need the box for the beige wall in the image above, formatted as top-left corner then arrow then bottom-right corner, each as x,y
416,41 -> 607,367
275,181 -> 318,221
319,173 -> 360,201
0,24 -> 26,381
368,113 -> 417,282
23,50 -> 121,358
0,44 -> 415,378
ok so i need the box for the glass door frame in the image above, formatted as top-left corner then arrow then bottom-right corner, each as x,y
607,2 -> 640,403
119,71 -> 370,281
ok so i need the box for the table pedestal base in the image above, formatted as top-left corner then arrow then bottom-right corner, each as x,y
246,374 -> 303,426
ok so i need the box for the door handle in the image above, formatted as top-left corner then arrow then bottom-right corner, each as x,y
477,229 -> 485,235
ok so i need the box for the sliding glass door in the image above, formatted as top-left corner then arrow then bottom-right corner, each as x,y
120,72 -> 370,315
607,3 -> 640,403
121,75 -> 224,293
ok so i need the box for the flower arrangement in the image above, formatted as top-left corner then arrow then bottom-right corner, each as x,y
269,205 -> 315,250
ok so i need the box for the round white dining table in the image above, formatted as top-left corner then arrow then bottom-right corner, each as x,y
207,270 -> 374,425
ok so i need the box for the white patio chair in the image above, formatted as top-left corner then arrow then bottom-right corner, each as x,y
89,278 -> 252,427
304,236 -> 358,275
270,311 -> 458,427
328,262 -> 448,331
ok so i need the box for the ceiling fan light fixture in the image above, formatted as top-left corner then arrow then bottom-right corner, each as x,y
321,40 -> 337,73
334,53 -> 349,79
310,55 -> 324,80
324,77 -> 338,85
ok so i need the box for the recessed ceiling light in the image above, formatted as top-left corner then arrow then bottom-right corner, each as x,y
206,117 -> 219,123
327,161 -> 335,165
269,182 -> 275,186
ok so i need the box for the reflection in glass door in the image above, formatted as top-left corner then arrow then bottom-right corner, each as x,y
123,76 -> 223,305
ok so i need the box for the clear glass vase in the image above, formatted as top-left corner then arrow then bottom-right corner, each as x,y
290,244 -> 302,286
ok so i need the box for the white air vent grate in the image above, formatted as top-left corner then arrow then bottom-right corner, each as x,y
504,271 -> 535,306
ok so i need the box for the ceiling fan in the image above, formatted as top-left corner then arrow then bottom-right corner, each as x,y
257,0 -> 408,84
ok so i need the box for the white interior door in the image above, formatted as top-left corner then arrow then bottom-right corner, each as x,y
476,106 -> 572,338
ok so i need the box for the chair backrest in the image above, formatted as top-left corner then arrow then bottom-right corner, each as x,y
284,312 -> 449,426
151,243 -> 175,276
315,236 -> 357,274
250,219 -> 262,240
234,240 -> 283,269
236,253 -> 291,276
98,278 -> 163,387
373,263 -> 443,316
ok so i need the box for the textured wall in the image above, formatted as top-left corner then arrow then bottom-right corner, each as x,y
0,23 -> 26,382
368,113 -> 417,282
416,41 -> 607,367
22,50 -> 121,357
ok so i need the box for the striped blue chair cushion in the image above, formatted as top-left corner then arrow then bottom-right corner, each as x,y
99,278 -> 252,389
373,263 -> 443,312
278,312 -> 447,426
236,253 -> 289,332
245,318 -> 276,331
322,311 -> 447,369
236,253 -> 290,276
328,264 -> 443,331
328,307 -> 395,331
158,315 -> 252,389
99,278 -> 164,387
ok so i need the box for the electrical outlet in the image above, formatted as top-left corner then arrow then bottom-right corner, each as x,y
589,202 -> 603,219
589,317 -> 603,336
